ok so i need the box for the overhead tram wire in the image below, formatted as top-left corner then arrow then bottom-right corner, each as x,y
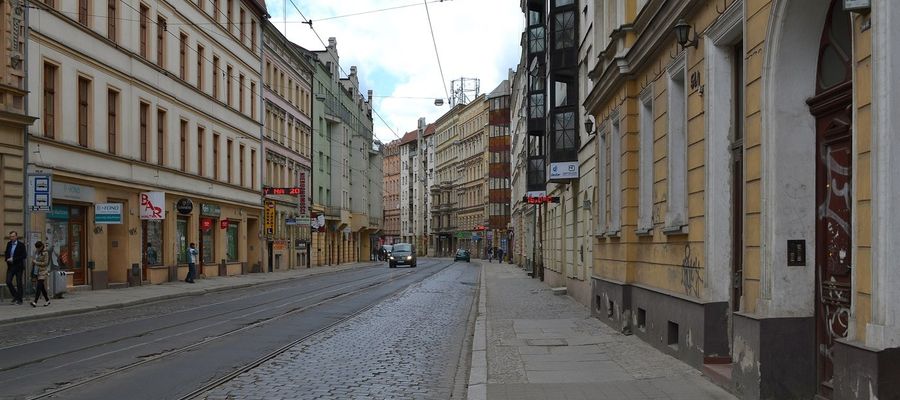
288,0 -> 406,142
422,0 -> 451,106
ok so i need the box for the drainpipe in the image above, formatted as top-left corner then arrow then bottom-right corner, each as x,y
22,0 -> 32,292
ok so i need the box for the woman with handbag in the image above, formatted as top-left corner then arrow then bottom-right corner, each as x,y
30,241 -> 50,307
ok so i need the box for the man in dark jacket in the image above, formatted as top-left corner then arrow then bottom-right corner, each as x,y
5,231 -> 27,305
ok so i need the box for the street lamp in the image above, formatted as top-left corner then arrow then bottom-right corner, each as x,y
673,19 -> 698,49
584,115 -> 595,135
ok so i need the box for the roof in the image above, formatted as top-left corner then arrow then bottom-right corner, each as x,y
399,130 -> 418,145
487,79 -> 510,99
424,123 -> 436,137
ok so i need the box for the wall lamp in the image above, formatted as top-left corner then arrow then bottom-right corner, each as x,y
584,115 -> 595,135
674,19 -> 699,49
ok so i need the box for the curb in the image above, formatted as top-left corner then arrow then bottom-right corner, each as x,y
1,262 -> 382,325
467,262 -> 488,400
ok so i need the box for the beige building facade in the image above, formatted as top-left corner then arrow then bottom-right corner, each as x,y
455,95 -> 488,258
26,0 -> 266,287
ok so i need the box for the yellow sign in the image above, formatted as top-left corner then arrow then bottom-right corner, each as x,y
264,200 -> 276,237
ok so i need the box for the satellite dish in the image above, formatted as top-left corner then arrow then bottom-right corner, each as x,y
434,98 -> 444,106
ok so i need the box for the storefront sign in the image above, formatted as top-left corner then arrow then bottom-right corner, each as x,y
487,231 -> 494,241
220,219 -> 230,229
140,192 -> 165,220
48,204 -> 69,220
200,218 -> 214,232
53,182 -> 95,203
176,198 -> 194,215
456,231 -> 471,239
297,172 -> 308,215
273,241 -> 287,251
285,218 -> 298,226
95,203 -> 123,224
549,161 -> 579,180
264,200 -> 276,236
27,174 -> 52,212
296,216 -> 311,225
200,203 -> 221,217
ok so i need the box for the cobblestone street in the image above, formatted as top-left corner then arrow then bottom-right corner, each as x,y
201,262 -> 480,400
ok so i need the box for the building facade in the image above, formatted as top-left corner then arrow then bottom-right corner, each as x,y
398,129 -> 416,245
509,61 -> 530,269
431,105 -> 462,257
0,0 -> 36,282
382,139 -> 400,244
26,0 -> 266,288
512,0 -> 900,399
306,38 -> 380,266
455,95 -> 489,258
486,79 -> 512,261
262,20 -> 312,271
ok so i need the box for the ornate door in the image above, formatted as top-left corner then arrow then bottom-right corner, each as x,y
808,1 -> 852,397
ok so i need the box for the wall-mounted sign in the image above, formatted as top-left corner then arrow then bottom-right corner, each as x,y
200,203 -> 221,217
220,219 -> 230,229
264,200 -> 276,237
843,0 -> 870,12
523,195 -> 560,204
176,198 -> 194,215
263,187 -> 302,196
297,172 -> 308,216
53,181 -> 95,202
140,192 -> 165,220
27,174 -> 52,212
95,203 -> 123,224
549,162 -> 579,180
200,218 -> 214,232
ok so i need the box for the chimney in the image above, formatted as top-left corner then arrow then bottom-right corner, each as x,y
368,90 -> 373,102
350,66 -> 357,76
328,37 -> 336,48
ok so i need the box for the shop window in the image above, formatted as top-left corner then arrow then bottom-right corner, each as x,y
226,223 -> 239,262
202,220 -> 215,264
177,217 -> 189,264
143,220 -> 164,266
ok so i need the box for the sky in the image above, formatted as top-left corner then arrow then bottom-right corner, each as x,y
267,0 -> 524,144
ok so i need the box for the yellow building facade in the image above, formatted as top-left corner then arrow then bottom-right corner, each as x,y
580,0 -> 898,398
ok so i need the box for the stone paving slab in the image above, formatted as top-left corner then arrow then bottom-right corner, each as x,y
477,263 -> 737,400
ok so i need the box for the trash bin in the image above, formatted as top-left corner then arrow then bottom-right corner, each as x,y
51,270 -> 68,299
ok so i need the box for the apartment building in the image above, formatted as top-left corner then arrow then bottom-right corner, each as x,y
398,129 -> 416,244
382,140 -> 401,244
26,0 -> 266,287
455,95 -> 488,258
262,20 -> 313,271
486,79 -> 512,260
430,105 -> 463,256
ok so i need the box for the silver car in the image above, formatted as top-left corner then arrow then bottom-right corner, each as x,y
388,243 -> 416,268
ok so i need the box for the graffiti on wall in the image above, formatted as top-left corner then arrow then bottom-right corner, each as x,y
680,244 -> 704,298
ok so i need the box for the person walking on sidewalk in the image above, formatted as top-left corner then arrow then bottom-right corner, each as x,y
186,243 -> 198,283
5,231 -> 27,305
30,241 -> 50,307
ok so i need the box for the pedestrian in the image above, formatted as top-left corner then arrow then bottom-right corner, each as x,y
30,241 -> 50,307
186,243 -> 198,283
488,247 -> 494,263
497,248 -> 504,263
146,242 -> 158,265
5,231 -> 26,305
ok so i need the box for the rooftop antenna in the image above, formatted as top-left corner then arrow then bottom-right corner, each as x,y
449,77 -> 480,107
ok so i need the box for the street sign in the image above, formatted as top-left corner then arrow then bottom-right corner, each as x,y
264,200 -> 276,236
27,174 -> 52,212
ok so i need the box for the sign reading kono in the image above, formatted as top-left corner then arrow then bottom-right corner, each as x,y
95,203 -> 123,224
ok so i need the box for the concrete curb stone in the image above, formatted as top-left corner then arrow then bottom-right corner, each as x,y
467,261 -> 487,400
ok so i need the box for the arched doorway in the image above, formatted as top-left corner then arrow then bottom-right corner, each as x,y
806,1 -> 853,397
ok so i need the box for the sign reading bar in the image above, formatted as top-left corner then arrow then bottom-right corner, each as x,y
523,195 -> 560,204
263,187 -> 303,196
140,192 -> 165,220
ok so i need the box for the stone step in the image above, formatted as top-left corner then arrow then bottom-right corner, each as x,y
550,287 -> 567,296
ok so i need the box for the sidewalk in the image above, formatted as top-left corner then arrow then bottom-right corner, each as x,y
468,263 -> 736,400
0,261 -> 382,325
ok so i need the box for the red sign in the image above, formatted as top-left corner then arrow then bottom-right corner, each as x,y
524,196 -> 560,204
297,172 -> 307,215
473,225 -> 488,231
220,219 -> 229,229
200,218 -> 213,232
263,187 -> 302,196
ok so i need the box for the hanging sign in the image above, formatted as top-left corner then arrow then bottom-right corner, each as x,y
140,192 -> 165,220
220,219 -> 230,229
264,200 -> 276,237
176,198 -> 194,215
200,218 -> 214,232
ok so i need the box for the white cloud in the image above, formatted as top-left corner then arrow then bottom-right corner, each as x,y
271,0 -> 523,143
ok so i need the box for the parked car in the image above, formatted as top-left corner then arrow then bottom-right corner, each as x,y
389,243 -> 416,268
454,249 -> 470,262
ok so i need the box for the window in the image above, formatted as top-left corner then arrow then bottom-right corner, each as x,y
251,149 -> 257,188
250,82 -> 256,119
176,217 -> 189,264
179,33 -> 188,80
239,144 -> 245,186
140,102 -> 149,161
77,77 -> 90,147
212,56 -> 220,98
552,111 -> 576,154
251,19 -> 257,52
553,11 -> 575,50
107,0 -> 117,42
596,125 -> 608,234
157,109 -> 166,166
226,138 -> 233,183
226,0 -> 233,30
638,90 -> 654,232
139,4 -> 149,57
226,223 -> 239,262
143,220 -> 164,266
180,119 -> 188,171
213,133 -> 220,180
156,16 -> 166,68
107,89 -> 118,154
215,0 -> 221,24
198,126 -> 205,176
238,74 -> 245,113
43,63 -> 57,138
666,57 -> 688,232
226,65 -> 233,106
196,44 -> 204,89
239,8 -> 245,43
197,0 -> 204,12
609,114 -> 621,234
201,219 -> 214,263
78,0 -> 88,26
